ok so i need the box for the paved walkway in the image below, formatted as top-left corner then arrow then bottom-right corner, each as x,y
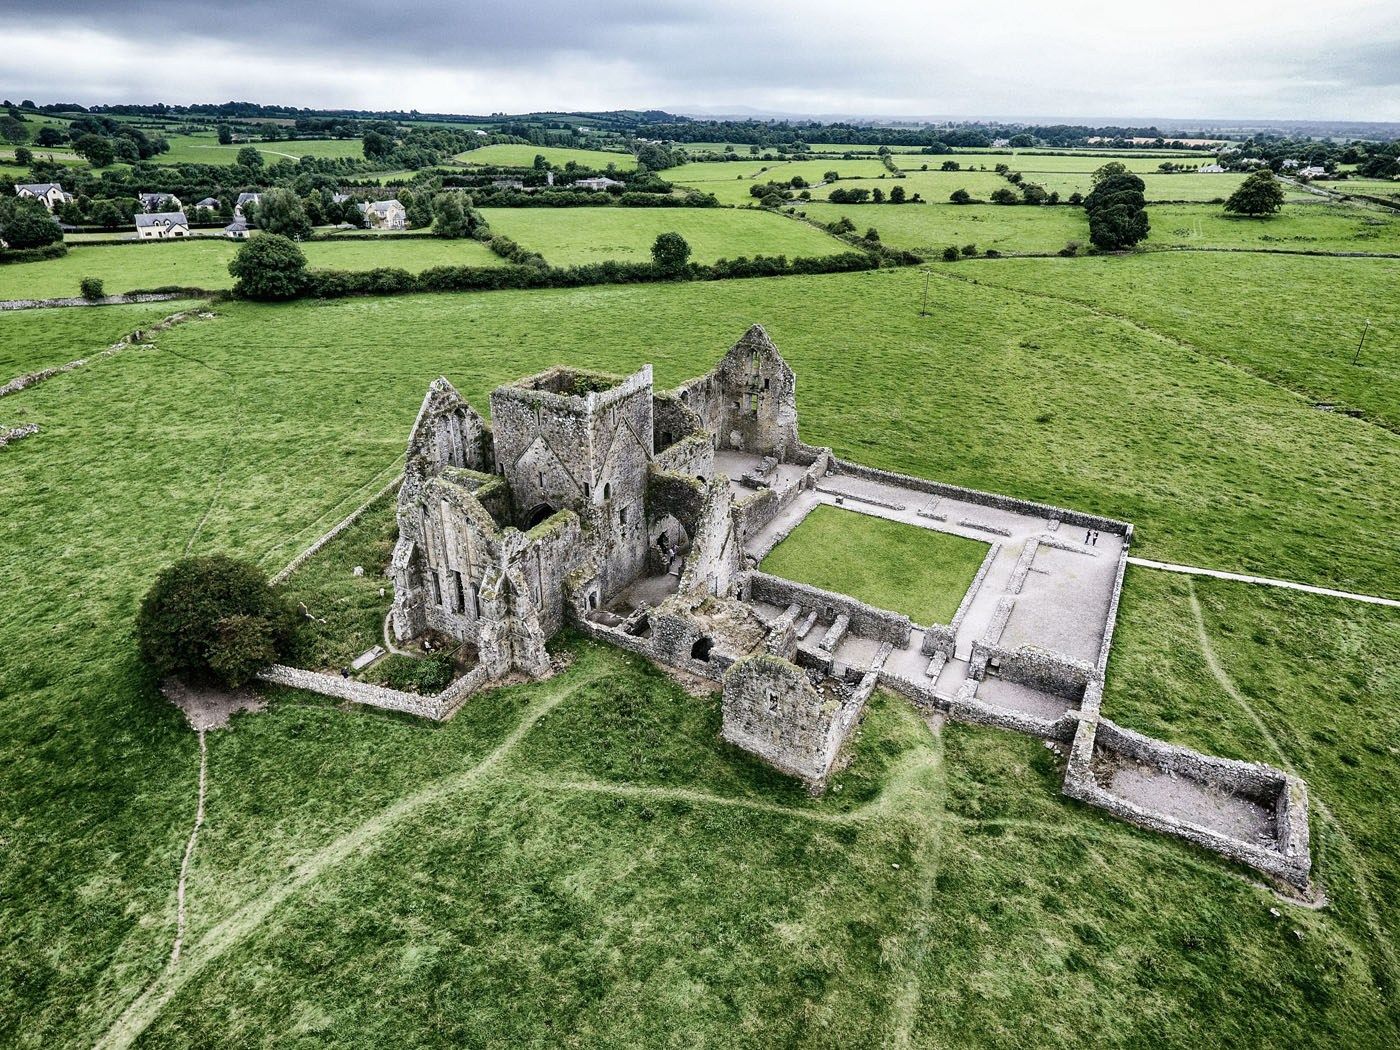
1127,558 -> 1400,609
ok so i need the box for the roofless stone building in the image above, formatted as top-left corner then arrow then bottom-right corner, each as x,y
288,324 -> 1312,894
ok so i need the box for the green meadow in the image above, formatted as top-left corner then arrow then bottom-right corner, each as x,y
452,143 -> 638,169
760,505 -> 990,623
2,203 -> 1398,1046
478,207 -> 851,265
155,133 -> 371,165
0,237 -> 503,299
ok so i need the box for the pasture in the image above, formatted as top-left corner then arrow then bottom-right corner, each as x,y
0,237 -> 503,300
0,298 -> 206,377
476,207 -> 851,265
155,133 -> 370,165
452,143 -> 638,169
801,201 -> 1090,255
2,261 -> 1397,1046
760,505 -> 990,623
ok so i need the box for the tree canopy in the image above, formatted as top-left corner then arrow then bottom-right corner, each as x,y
136,555 -> 297,687
1224,170 -> 1286,217
227,233 -> 308,300
254,187 -> 312,240
651,231 -> 691,274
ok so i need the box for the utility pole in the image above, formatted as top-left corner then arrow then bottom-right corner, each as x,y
919,269 -> 931,316
1351,319 -> 1370,366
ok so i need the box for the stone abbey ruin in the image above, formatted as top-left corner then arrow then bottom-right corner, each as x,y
275,325 -> 1312,894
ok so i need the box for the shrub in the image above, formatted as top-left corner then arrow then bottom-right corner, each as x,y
864,228 -> 880,243
228,233 -> 308,300
949,189 -> 973,205
651,231 -> 692,274
1058,241 -> 1080,257
989,188 -> 1020,205
960,244 -> 977,257
136,555 -> 297,687
0,199 -> 63,249
79,276 -> 104,299
942,246 -> 959,261
984,248 -> 1002,258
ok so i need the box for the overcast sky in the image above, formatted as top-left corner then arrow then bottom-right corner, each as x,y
4,0 -> 1399,122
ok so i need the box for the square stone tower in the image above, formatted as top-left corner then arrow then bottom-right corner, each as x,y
490,365 -> 655,600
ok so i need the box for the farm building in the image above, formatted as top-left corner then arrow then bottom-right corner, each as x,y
194,196 -> 220,211
359,199 -> 408,230
570,176 -> 624,191
1197,164 -> 1225,173
223,221 -> 251,239
13,182 -> 71,210
135,211 -> 191,239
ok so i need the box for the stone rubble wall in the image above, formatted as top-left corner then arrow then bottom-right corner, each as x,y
829,457 -> 1131,534
0,422 -> 39,447
1095,525 -> 1134,675
747,571 -> 912,647
880,670 -> 1080,742
271,473 -> 404,585
972,641 -> 1095,701
922,540 -> 1003,657
1062,718 -> 1312,890
258,661 -> 489,721
0,291 -> 191,312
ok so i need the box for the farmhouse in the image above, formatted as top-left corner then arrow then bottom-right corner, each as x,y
234,192 -> 260,219
137,192 -> 181,212
1197,164 -> 1225,173
223,220 -> 251,239
355,325 -> 1313,892
571,176 -> 624,191
1298,166 -> 1328,179
359,198 -> 408,229
194,196 -> 220,211
135,211 -> 191,239
13,182 -> 71,210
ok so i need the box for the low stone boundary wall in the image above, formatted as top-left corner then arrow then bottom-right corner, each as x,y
1062,718 -> 1311,891
972,641 -> 1095,701
0,291 -> 193,311
881,670 -> 1079,742
922,541 -> 1001,657
258,661 -> 487,720
271,472 -> 404,584
748,571 -> 911,647
0,423 -> 39,447
1095,527 -> 1133,675
829,457 -> 1130,534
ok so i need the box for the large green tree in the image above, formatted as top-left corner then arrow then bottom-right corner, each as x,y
1083,173 -> 1150,250
431,191 -> 479,239
136,555 -> 297,687
236,145 -> 264,168
1224,170 -> 1286,216
0,198 -> 62,249
254,187 -> 313,240
651,231 -> 691,274
72,133 -> 115,167
228,233 -> 308,300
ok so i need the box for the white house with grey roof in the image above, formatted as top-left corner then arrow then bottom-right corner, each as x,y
570,176 -> 625,192
138,192 -> 182,212
135,211 -> 191,239
359,198 -> 408,230
14,183 -> 71,210
234,192 -> 261,220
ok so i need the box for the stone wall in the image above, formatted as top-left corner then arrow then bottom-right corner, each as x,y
971,642 -> 1095,701
0,423 -> 39,448
0,291 -> 190,311
721,652 -> 863,791
829,458 -> 1131,534
879,670 -> 1079,742
1062,718 -> 1312,891
271,473 -> 404,585
654,432 -> 714,479
747,572 -> 912,647
258,661 -> 488,721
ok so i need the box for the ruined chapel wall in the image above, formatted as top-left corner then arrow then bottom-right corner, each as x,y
747,572 -> 912,647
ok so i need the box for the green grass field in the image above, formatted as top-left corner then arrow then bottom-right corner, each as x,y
477,207 -> 851,265
800,199 -> 1400,258
155,133 -> 370,165
452,143 -> 638,169
803,201 -> 1091,255
0,237 -> 503,299
0,299 -> 205,377
760,505 -> 989,623
3,252 -> 1398,1045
